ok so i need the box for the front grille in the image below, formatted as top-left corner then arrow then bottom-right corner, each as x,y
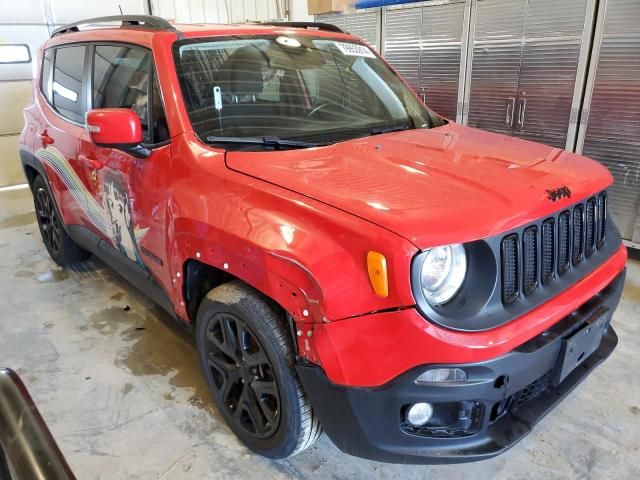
500,192 -> 608,304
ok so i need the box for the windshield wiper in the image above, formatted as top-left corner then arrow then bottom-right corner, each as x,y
206,135 -> 325,149
368,124 -> 413,136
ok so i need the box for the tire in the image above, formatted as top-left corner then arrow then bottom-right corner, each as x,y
196,281 -> 322,459
32,174 -> 90,267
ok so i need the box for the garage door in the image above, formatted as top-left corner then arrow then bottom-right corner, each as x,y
577,0 -> 640,243
0,1 -> 49,187
315,10 -> 382,51
0,0 -> 150,187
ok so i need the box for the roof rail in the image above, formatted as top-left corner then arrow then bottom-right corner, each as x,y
50,15 -> 180,38
252,21 -> 346,34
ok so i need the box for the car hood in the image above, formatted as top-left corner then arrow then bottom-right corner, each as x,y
225,123 -> 613,249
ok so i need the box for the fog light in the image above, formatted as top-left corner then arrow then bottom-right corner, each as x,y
401,401 -> 483,438
406,402 -> 433,426
415,368 -> 467,384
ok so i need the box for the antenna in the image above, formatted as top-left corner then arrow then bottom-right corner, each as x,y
119,4 -> 123,15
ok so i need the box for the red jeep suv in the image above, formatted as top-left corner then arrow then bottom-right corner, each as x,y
19,15 -> 627,463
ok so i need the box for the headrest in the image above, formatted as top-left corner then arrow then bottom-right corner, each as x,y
225,46 -> 269,97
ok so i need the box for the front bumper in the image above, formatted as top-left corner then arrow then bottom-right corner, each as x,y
297,270 -> 625,464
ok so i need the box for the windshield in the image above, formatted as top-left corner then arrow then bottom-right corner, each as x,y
173,35 -> 446,149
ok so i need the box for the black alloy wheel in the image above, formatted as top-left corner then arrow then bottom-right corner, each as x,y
196,281 -> 322,459
204,312 -> 281,438
31,174 -> 90,267
35,185 -> 62,256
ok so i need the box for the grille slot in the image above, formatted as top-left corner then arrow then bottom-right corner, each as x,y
585,197 -> 597,256
501,234 -> 519,304
572,205 -> 584,265
597,192 -> 607,247
541,219 -> 555,284
522,227 -> 538,295
499,192 -> 607,305
558,211 -> 571,275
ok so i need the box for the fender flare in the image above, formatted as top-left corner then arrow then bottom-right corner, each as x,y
18,149 -> 47,186
172,230 -> 326,364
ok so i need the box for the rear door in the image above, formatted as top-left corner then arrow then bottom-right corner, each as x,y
36,43 -> 96,229
78,43 -> 172,289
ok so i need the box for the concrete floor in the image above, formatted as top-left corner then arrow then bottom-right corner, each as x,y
1,187 -> 639,479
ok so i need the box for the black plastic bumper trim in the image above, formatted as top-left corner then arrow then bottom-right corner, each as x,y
298,269 -> 625,464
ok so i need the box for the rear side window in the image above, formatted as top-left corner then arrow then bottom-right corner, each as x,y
92,45 -> 168,144
52,45 -> 87,123
40,49 -> 53,103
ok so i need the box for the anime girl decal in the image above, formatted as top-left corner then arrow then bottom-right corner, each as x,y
103,172 -> 143,265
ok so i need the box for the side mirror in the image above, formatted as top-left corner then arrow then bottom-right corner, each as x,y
85,109 -> 149,158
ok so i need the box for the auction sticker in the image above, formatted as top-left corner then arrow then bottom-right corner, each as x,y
334,42 -> 376,58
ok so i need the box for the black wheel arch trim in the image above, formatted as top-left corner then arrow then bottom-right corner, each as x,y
19,149 -> 48,188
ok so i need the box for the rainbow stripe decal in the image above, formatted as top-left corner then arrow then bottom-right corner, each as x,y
36,146 -> 149,246
37,146 -> 110,236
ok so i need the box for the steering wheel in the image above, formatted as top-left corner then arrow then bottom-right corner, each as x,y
306,102 -> 331,119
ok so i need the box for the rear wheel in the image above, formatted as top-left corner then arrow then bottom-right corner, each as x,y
196,281 -> 321,459
32,175 -> 90,266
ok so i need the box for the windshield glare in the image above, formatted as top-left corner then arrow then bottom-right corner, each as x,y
174,35 -> 445,148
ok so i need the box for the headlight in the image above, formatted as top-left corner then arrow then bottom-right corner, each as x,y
420,243 -> 467,305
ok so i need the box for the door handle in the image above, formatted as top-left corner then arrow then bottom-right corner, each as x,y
79,154 -> 103,170
39,130 -> 54,147
505,98 -> 515,126
517,98 -> 527,128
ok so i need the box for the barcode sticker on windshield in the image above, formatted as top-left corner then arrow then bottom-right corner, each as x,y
334,42 -> 376,58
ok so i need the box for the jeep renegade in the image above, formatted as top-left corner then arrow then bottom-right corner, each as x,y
19,15 -> 627,463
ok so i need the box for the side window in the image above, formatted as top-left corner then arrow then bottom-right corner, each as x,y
52,45 -> 87,123
40,48 -> 53,102
93,45 -> 154,143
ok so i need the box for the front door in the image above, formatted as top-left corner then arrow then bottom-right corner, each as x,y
77,43 -> 172,291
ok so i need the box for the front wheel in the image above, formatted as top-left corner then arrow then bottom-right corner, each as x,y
196,281 -> 321,459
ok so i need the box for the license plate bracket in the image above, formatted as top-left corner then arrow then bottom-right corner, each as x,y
553,306 -> 611,386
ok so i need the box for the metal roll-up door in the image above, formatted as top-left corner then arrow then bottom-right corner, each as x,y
383,6 -> 422,91
513,0 -> 593,149
419,0 -> 467,120
465,0 -> 527,135
577,0 -> 640,243
345,11 -> 381,51
315,11 -> 381,51
315,12 -> 347,31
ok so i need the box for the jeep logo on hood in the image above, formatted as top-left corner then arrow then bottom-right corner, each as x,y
546,186 -> 572,202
